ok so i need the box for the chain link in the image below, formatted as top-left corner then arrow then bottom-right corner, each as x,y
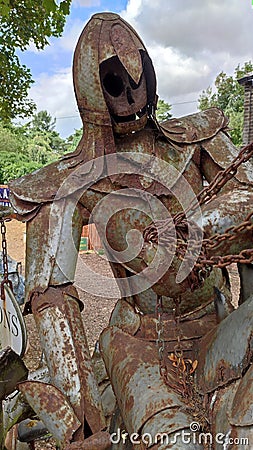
157,295 -> 200,400
155,295 -> 169,384
155,295 -> 165,361
149,141 -> 253,395
145,141 -> 253,273
173,297 -> 183,359
174,141 -> 253,222
0,218 -> 12,299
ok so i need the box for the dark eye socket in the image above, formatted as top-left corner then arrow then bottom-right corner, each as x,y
103,72 -> 124,97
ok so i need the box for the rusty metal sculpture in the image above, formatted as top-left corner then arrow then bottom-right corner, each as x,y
2,11 -> 253,449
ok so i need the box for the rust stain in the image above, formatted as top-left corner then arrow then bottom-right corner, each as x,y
65,430 -> 111,449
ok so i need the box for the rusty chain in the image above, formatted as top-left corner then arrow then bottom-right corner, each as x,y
149,140 -> 253,397
157,296 -> 202,405
155,295 -> 173,389
169,298 -> 198,398
0,218 -> 12,300
175,140 -> 253,220
145,141 -> 253,271
155,295 -> 165,361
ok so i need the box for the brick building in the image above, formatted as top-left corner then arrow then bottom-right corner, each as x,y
238,72 -> 253,145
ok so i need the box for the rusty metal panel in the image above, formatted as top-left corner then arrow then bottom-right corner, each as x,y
201,188 -> 253,239
160,108 -> 227,144
33,291 -> 106,433
18,381 -> 81,444
229,426 -> 253,450
196,295 -> 253,393
211,380 -> 253,448
100,326 -> 194,437
5,427 -> 31,450
111,141 -> 196,195
0,347 -> 28,400
109,407 -> 134,450
64,430 -> 111,449
2,365 -> 50,437
24,199 -> 84,306
110,23 -> 143,84
210,382 -> 238,447
203,130 -> 253,184
109,299 -> 141,334
62,294 -> 106,432
137,312 -> 216,341
229,363 -> 253,427
141,408 -> 196,448
3,392 -> 32,442
100,383 -> 116,419
2,365 -> 52,448
33,295 -> 83,410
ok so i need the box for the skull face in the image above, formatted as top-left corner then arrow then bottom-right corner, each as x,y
100,54 -> 148,134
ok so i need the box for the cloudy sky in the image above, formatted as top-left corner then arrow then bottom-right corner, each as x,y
18,0 -> 253,137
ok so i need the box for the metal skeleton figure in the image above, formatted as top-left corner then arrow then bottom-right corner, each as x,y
5,12 -> 253,449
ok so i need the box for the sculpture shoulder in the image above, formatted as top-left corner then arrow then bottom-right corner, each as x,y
201,129 -> 253,184
159,107 -> 228,144
9,153 -> 101,216
159,108 -> 253,184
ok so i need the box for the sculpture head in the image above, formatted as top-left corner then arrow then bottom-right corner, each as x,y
73,12 -> 157,137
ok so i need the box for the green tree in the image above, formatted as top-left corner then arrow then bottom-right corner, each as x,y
66,128 -> 82,152
30,110 -> 56,133
156,99 -> 172,122
0,122 -> 24,153
198,61 -> 253,146
0,0 -> 72,121
0,151 -> 41,183
0,111 -> 68,183
26,134 -> 53,165
26,110 -> 68,156
0,121 -> 41,183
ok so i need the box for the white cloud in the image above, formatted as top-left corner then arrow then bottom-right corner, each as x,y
122,0 -> 253,117
58,18 -> 86,52
149,45 -> 211,95
120,0 -> 142,21
25,0 -> 253,138
30,68 -> 81,138
123,0 -> 253,57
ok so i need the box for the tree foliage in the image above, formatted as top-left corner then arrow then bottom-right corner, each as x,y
198,61 -> 253,146
30,110 -> 56,133
0,0 -> 72,121
0,110 -> 68,183
0,97 -> 174,184
156,99 -> 172,122
65,128 -> 82,153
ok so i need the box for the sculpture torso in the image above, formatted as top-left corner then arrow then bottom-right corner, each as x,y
80,128 -> 230,315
